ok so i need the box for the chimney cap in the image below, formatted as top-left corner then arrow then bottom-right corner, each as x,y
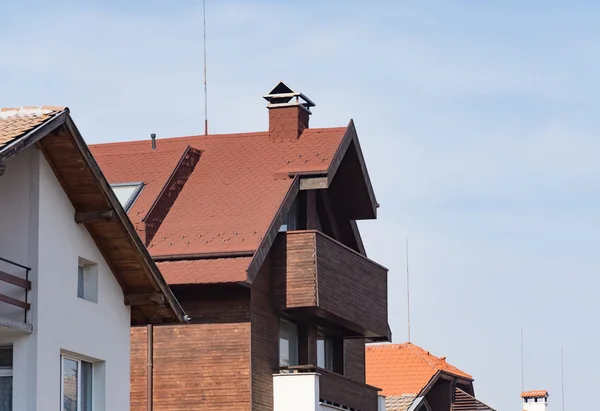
521,390 -> 549,399
263,81 -> 315,112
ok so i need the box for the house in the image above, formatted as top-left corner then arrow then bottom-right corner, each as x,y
366,343 -> 495,411
522,390 -> 548,411
90,82 -> 390,410
0,107 -> 185,411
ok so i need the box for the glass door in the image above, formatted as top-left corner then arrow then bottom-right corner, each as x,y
0,347 -> 12,411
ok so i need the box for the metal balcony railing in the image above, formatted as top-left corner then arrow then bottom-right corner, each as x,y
0,256 -> 31,323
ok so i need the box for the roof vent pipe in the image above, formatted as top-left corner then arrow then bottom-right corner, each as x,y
151,133 -> 156,150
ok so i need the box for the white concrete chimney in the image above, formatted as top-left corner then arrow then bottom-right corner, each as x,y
522,390 -> 549,411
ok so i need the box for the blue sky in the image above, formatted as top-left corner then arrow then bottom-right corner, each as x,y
2,1 -> 599,409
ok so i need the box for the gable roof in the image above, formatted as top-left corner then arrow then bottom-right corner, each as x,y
386,395 -> 418,411
91,127 -> 346,256
366,343 -> 472,397
0,107 -> 186,324
90,122 -> 374,285
454,388 -> 496,411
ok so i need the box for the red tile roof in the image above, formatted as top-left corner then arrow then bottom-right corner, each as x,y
366,343 -> 472,396
90,126 -> 347,284
156,258 -> 251,285
0,106 -> 65,149
521,390 -> 548,399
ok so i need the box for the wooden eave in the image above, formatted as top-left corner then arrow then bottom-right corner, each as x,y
0,110 -> 186,324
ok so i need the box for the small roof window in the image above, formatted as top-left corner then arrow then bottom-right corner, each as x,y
111,182 -> 144,212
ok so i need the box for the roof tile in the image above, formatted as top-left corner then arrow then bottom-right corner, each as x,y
0,106 -> 65,150
366,343 -> 472,397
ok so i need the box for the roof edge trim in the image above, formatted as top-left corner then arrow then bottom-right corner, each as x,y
0,109 -> 69,163
64,115 -> 187,323
246,175 -> 300,283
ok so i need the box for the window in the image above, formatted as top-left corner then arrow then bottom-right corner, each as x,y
0,347 -> 12,411
110,182 -> 144,212
279,199 -> 298,232
279,319 -> 298,367
61,356 -> 93,411
77,258 -> 98,303
316,330 -> 343,374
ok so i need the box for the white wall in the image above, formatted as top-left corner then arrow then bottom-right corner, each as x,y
523,399 -> 548,411
0,150 -> 33,321
273,373 -> 386,411
0,148 -> 132,411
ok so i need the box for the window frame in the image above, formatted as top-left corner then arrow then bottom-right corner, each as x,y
60,355 -> 93,411
278,319 -> 299,368
110,182 -> 144,212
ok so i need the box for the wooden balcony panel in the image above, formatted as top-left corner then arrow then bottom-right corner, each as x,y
319,368 -> 380,411
282,231 -> 388,339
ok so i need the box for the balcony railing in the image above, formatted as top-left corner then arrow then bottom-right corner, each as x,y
278,365 -> 381,411
0,256 -> 31,323
273,231 -> 389,339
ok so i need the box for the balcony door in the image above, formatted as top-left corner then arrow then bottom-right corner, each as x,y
0,347 -> 12,411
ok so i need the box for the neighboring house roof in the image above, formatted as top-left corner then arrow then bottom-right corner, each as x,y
521,390 -> 548,399
453,388 -> 495,411
0,106 -> 186,324
366,343 -> 473,396
386,395 -> 418,411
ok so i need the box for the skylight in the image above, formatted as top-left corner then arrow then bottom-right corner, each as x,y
111,182 -> 144,212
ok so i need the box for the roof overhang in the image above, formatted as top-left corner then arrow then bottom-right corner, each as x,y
0,109 -> 186,324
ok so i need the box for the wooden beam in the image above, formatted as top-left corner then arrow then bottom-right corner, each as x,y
74,210 -> 117,224
0,292 -> 30,310
124,293 -> 165,306
0,271 -> 31,290
300,176 -> 328,190
318,190 -> 342,240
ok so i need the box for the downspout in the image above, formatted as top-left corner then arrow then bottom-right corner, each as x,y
147,324 -> 153,411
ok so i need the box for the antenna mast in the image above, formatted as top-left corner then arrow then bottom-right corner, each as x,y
561,346 -> 565,411
406,237 -> 411,342
521,328 -> 525,392
203,0 -> 209,135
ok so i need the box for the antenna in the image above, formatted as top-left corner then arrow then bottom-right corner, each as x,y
203,0 -> 209,135
561,346 -> 565,411
521,328 -> 525,392
406,237 -> 411,343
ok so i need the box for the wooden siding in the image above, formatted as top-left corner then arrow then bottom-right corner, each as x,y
344,339 -> 366,383
281,231 -> 388,338
319,369 -> 380,411
130,327 -> 148,411
130,284 -> 252,410
153,323 -> 251,410
251,254 -> 279,410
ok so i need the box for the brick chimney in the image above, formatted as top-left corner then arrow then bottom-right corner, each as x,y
522,390 -> 548,411
264,82 -> 315,142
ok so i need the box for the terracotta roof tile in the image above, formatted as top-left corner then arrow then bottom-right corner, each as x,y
156,258 -> 251,284
0,106 -> 65,149
90,127 -> 346,265
455,388 -> 496,411
366,343 -> 472,397
521,390 -> 548,399
385,395 -> 417,411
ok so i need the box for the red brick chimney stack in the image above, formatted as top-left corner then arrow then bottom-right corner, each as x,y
263,82 -> 315,142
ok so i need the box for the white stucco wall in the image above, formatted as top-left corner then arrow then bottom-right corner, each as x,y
0,150 -> 33,322
0,148 -> 131,411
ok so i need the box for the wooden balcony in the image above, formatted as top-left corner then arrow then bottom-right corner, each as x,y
280,365 -> 381,411
273,231 -> 388,340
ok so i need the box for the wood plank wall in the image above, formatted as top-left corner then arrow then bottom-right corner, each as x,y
251,254 -> 279,410
315,233 -> 388,337
344,339 -> 366,384
130,285 -> 252,410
